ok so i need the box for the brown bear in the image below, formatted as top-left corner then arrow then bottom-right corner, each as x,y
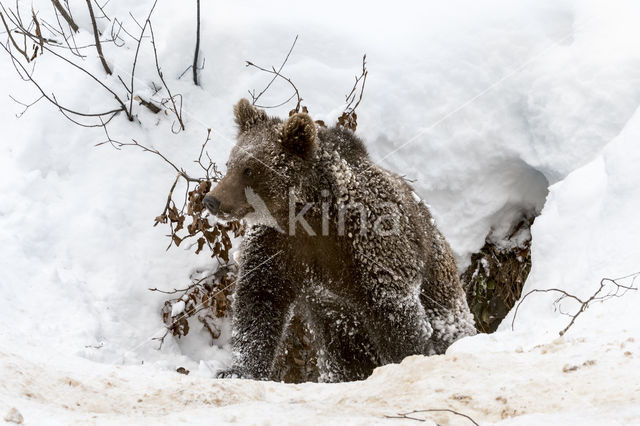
203,99 -> 475,382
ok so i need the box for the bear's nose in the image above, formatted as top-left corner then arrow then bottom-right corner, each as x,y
203,195 -> 221,215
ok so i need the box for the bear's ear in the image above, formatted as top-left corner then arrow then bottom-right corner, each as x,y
281,113 -> 317,159
234,98 -> 267,132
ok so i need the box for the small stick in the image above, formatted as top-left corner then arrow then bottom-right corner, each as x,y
85,0 -> 111,74
385,408 -> 480,425
50,0 -> 78,32
192,0 -> 201,86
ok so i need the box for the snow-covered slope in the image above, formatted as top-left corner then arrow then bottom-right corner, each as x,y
1,0 -> 640,424
498,105 -> 640,339
2,334 -> 639,425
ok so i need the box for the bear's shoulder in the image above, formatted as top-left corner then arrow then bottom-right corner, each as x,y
317,126 -> 368,163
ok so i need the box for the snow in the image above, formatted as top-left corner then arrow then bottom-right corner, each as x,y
170,301 -> 186,318
1,0 -> 640,424
2,333 -> 639,424
496,106 -> 640,339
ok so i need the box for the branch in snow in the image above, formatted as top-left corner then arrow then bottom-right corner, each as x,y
385,408 -> 480,425
50,0 -> 78,33
0,2 -> 132,123
177,0 -> 206,87
148,20 -> 185,132
192,0 -> 201,86
511,271 -> 639,336
152,264 -> 238,349
121,0 -> 158,121
84,0 -> 111,74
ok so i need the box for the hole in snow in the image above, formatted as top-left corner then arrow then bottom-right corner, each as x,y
459,163 -> 549,333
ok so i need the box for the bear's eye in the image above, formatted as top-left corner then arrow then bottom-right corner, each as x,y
243,167 -> 253,178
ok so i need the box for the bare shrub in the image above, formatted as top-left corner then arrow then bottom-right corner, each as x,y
512,271 -> 639,336
1,6 -> 370,379
151,264 -> 238,347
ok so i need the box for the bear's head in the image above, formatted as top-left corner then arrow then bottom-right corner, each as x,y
203,99 -> 318,226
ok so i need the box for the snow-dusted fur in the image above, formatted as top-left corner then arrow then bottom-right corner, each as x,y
210,99 -> 476,382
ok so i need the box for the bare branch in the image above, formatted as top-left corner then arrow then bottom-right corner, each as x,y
8,94 -> 43,118
85,0 -> 112,74
50,0 -> 78,32
50,3 -> 84,57
178,57 -> 205,80
42,44 -> 131,118
192,0 -> 201,85
337,54 -> 368,131
149,285 -> 192,295
1,6 -> 130,119
152,262 -> 240,349
385,408 -> 480,425
194,128 -> 221,181
246,35 -> 300,111
148,20 -> 185,131
100,138 -> 200,182
126,0 -> 158,119
91,0 -> 111,21
0,10 -> 30,62
511,272 -> 639,335
135,95 -> 161,113
0,41 -> 124,121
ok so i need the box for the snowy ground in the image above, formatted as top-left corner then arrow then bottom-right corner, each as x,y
2,334 -> 639,425
2,0 -> 640,424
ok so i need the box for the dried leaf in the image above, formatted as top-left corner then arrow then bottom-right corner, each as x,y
195,237 -> 206,254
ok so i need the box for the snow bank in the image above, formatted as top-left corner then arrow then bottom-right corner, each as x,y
1,0 -> 640,423
2,333 -> 638,424
499,105 -> 640,339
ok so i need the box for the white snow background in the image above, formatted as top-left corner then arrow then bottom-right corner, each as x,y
1,0 -> 640,424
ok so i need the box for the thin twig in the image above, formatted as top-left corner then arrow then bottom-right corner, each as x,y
126,0 -> 158,119
8,94 -> 43,118
246,35 -> 301,111
250,35 -> 298,107
50,5 -> 84,57
337,54 -> 368,131
1,42 -> 124,121
194,128 -> 220,181
511,272 -> 639,335
100,138 -> 200,182
385,408 -> 480,425
91,0 -> 111,21
0,10 -> 30,61
43,44 -> 131,118
148,21 -> 185,131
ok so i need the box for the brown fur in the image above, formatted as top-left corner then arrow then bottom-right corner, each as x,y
205,99 -> 476,382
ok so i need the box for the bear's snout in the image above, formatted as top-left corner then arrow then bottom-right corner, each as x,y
203,195 -> 221,215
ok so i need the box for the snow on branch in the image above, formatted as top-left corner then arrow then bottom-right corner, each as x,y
150,264 -> 238,349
